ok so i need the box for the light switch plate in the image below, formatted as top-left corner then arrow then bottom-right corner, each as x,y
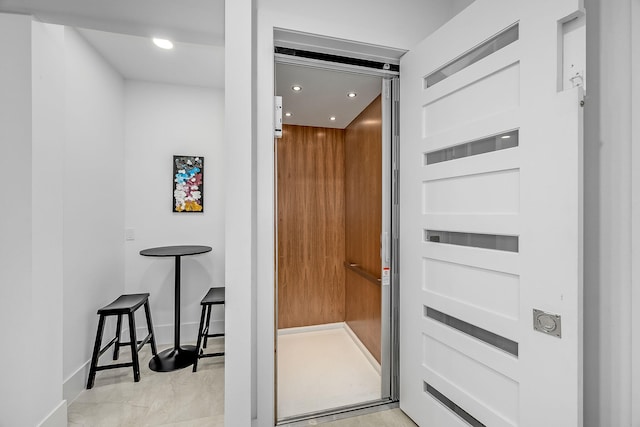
125,228 -> 135,241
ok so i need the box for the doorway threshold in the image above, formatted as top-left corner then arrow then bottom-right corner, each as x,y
277,399 -> 399,427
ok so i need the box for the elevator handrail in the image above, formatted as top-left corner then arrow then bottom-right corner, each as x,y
343,261 -> 381,285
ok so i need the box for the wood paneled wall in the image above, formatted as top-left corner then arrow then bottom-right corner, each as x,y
344,96 -> 383,362
276,98 -> 383,361
277,125 -> 346,328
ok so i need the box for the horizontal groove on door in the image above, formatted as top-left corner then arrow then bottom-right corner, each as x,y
425,230 -> 519,252
425,130 -> 518,165
425,306 -> 518,356
424,23 -> 519,88
424,382 -> 486,427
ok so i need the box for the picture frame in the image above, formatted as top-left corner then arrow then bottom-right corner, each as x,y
173,155 -> 204,212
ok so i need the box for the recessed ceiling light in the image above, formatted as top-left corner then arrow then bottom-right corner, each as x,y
152,38 -> 174,50
501,135 -> 511,139
285,112 -> 292,117
330,116 -> 336,121
291,85 -> 302,92
347,92 -> 357,98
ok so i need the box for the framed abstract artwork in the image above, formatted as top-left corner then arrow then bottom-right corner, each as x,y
173,155 -> 204,212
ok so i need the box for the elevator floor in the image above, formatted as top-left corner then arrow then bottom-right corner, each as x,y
277,323 -> 381,419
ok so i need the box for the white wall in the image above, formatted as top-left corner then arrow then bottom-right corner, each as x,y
62,27 -> 126,402
224,0 -> 256,425
62,33 -> 225,404
0,13 -> 38,427
0,14 -> 66,427
222,1 -> 475,425
32,20 -> 66,427
1,11 -> 226,423
124,80 -> 225,344
583,0 -> 635,425
258,0 -> 473,49
632,2 -> 640,425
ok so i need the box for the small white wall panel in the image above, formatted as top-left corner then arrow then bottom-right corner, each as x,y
423,169 -> 520,215
423,258 -> 519,320
423,335 -> 519,426
561,14 -> 586,92
423,63 -> 520,138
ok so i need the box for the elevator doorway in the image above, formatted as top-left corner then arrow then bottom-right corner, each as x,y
274,49 -> 398,423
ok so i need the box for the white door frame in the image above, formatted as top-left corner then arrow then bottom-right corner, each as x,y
254,13 -> 407,425
632,0 -> 640,424
272,34 -> 401,423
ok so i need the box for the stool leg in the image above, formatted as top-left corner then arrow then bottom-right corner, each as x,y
128,313 -> 140,382
143,301 -> 158,356
192,305 -> 207,373
113,314 -> 122,360
203,305 -> 212,349
87,315 -> 106,389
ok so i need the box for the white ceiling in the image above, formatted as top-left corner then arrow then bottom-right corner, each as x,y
0,0 -> 224,45
77,28 -> 224,89
276,63 -> 383,129
0,0 -> 225,89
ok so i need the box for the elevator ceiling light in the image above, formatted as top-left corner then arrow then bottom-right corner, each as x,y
152,38 -> 174,50
347,92 -> 357,98
291,85 -> 303,92
285,112 -> 292,117
329,116 -> 336,121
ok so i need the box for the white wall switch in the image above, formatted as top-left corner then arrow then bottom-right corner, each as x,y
125,228 -> 135,241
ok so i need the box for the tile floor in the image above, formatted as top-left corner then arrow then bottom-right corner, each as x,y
277,325 -> 381,419
68,336 -> 416,426
68,343 -> 225,427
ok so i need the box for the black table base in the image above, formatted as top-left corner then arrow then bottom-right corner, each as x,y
149,345 -> 198,372
140,245 -> 212,373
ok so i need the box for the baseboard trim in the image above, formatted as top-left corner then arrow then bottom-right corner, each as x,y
37,400 -> 67,427
344,323 -> 381,375
63,361 -> 90,405
277,322 -> 345,335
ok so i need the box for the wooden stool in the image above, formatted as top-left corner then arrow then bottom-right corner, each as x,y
193,287 -> 225,372
87,293 -> 157,389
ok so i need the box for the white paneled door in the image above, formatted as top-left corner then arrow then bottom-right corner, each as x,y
399,1 -> 584,426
